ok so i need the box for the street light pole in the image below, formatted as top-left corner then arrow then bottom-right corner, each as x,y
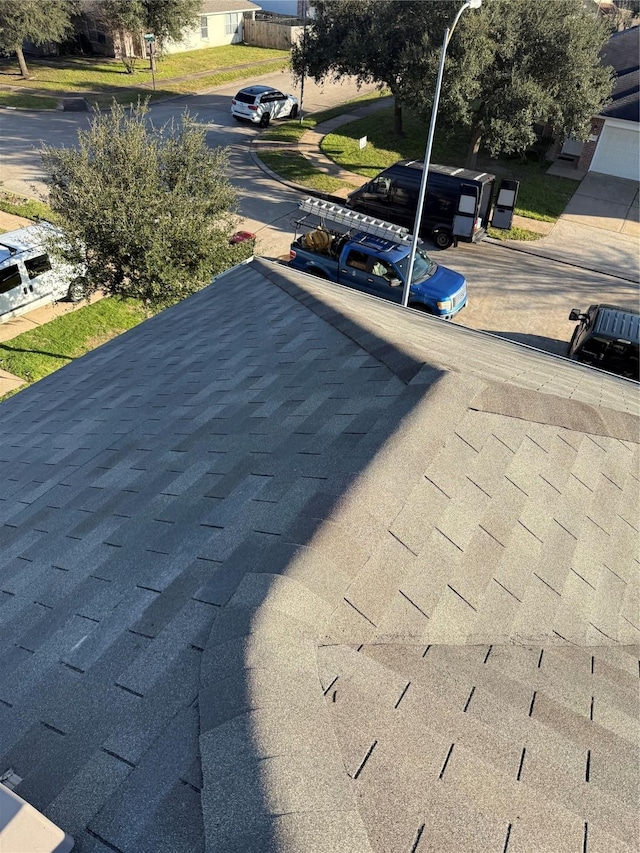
401,0 -> 482,309
299,0 -> 307,124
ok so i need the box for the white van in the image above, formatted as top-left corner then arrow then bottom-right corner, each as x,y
0,223 -> 82,323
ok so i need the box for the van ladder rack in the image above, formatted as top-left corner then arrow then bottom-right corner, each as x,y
299,197 -> 414,244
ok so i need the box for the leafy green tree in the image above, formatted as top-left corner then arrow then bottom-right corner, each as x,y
292,0 -> 420,135
292,0 -> 614,166
41,101 -> 248,310
0,0 -> 76,78
143,0 -> 202,47
426,0 -> 615,166
83,0 -> 200,70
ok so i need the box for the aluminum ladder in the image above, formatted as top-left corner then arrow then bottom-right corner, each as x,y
298,197 -> 414,245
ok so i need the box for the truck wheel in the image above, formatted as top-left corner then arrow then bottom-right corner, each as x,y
259,112 -> 270,128
308,268 -> 328,279
433,229 -> 453,249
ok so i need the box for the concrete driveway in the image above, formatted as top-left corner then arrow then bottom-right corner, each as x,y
502,172 -> 640,283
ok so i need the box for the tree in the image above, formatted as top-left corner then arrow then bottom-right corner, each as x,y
40,101 -> 247,310
292,0 -> 614,166
291,0 -> 424,136
0,0 -> 76,78
83,0 -> 201,70
143,0 -> 202,48
427,0 -> 615,167
83,0 -> 145,72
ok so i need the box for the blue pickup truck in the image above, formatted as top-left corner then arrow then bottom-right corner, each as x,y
288,225 -> 467,319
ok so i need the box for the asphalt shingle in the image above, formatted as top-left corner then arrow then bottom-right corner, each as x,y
0,258 -> 637,853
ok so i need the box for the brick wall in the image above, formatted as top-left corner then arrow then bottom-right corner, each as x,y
577,117 -> 605,171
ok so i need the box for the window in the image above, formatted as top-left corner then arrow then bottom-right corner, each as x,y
345,250 -> 369,271
0,264 -> 22,294
225,12 -> 240,35
24,254 -> 52,279
200,16 -> 208,39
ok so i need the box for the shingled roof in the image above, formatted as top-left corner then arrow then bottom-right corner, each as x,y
0,258 -> 638,853
600,25 -> 640,123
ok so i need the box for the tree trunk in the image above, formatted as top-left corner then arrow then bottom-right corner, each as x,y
465,127 -> 483,169
393,99 -> 403,136
16,46 -> 30,79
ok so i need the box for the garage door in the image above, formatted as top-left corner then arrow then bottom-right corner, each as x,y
590,123 -> 640,181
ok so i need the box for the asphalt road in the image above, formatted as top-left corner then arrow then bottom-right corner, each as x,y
0,69 -> 637,355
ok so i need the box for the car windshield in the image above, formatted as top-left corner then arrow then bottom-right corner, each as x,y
394,247 -> 436,282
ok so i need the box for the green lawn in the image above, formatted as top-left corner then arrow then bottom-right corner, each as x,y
259,151 -> 355,194
0,45 -> 290,106
0,91 -> 59,109
0,298 -> 148,391
261,90 -> 390,143
0,192 -> 54,224
320,107 -> 578,222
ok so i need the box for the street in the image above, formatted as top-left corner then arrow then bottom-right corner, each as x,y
0,68 -> 637,356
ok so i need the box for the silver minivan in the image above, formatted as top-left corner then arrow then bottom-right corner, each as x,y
0,224 -> 82,323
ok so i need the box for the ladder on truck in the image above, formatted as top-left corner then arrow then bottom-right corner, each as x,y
299,197 -> 414,245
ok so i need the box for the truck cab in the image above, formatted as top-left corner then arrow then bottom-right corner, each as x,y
567,304 -> 639,380
331,232 -> 466,318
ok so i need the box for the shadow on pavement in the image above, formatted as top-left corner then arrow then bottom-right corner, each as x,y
486,330 -> 569,357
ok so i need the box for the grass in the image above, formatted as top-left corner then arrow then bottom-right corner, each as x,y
0,298 -> 148,389
0,191 -> 54,223
320,107 -> 578,222
261,90 -> 390,144
0,91 -> 59,109
0,45 -> 290,107
259,151 -> 355,194
487,225 -> 541,241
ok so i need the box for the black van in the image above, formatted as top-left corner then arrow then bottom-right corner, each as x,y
345,160 -> 518,249
567,304 -> 639,380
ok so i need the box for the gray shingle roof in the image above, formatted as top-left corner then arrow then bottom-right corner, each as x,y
600,26 -> 640,123
0,258 -> 638,853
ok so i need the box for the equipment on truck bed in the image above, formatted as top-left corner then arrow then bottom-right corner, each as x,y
298,197 -> 414,244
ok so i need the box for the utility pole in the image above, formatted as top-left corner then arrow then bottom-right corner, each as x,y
299,0 -> 307,124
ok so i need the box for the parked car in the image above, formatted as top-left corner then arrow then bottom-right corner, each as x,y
231,85 -> 298,128
0,223 -> 84,323
567,304 -> 639,380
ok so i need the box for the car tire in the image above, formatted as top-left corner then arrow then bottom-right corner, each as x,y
290,105 -> 298,119
409,303 -> 433,314
308,268 -> 328,278
433,229 -> 454,250
259,112 -> 270,128
67,280 -> 84,302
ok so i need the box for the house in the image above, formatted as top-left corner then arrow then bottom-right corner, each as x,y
570,25 -> 640,179
164,0 -> 261,54
0,258 -> 638,852
77,0 -> 261,58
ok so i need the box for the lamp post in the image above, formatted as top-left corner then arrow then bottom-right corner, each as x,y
299,0 -> 308,124
401,0 -> 482,309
